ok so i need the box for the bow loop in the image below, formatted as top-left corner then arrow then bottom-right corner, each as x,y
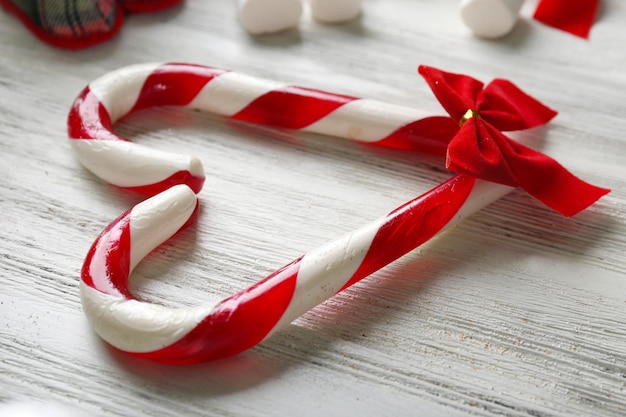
477,78 -> 558,131
418,65 -> 609,217
419,66 -> 558,130
533,0 -> 599,39
417,65 -> 483,122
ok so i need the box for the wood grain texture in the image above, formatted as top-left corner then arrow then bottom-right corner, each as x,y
0,0 -> 625,416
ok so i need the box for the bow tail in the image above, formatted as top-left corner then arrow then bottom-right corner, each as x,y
478,79 -> 558,131
533,0 -> 599,39
505,139 -> 610,217
446,120 -> 610,217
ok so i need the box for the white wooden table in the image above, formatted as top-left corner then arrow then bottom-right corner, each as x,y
1,1 -> 625,416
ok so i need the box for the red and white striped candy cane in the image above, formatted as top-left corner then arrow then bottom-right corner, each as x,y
68,63 -> 454,196
71,63 -> 606,364
81,178 -> 511,364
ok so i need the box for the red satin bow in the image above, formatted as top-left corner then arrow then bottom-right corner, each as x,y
533,0 -> 599,39
418,65 -> 609,217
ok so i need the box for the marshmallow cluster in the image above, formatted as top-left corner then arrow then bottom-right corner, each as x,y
238,0 -> 362,35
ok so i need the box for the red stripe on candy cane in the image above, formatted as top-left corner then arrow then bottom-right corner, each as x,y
67,87 -> 117,141
130,63 -> 227,112
81,209 -> 133,299
375,116 -> 459,153
137,260 -> 301,363
232,86 -> 357,129
342,173 -> 476,290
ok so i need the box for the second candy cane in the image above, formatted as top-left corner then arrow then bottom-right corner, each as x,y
68,62 -> 454,196
80,177 -> 512,364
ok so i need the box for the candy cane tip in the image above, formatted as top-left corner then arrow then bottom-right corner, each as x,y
188,156 -> 204,178
132,184 -> 198,225
128,184 -> 199,271
70,139 -> 206,195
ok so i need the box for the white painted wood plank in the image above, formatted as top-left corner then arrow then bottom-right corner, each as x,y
1,0 -> 625,416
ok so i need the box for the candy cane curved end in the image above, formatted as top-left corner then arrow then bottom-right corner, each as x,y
81,175 -> 515,363
80,184 -> 208,353
81,285 -> 216,354
69,139 -> 205,194
67,63 -> 223,195
68,62 -> 451,196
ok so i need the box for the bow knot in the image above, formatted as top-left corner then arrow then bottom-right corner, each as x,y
459,109 -> 479,127
418,65 -> 609,217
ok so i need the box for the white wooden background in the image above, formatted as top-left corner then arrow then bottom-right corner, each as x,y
1,1 -> 625,416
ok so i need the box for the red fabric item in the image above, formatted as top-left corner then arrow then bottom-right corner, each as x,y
0,0 -> 124,49
418,65 -> 610,217
533,0 -> 599,39
0,0 -> 182,49
120,0 -> 182,13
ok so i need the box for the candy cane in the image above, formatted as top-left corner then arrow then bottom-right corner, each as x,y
71,63 -> 606,364
81,178 -> 511,364
68,63 -> 449,196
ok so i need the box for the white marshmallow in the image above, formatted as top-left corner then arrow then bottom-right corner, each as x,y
238,0 -> 303,35
310,0 -> 362,23
460,0 -> 524,39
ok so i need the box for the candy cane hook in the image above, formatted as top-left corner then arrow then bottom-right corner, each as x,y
71,63 -> 606,364
68,63 -> 452,196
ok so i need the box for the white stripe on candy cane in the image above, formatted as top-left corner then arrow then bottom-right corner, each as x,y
70,139 -> 204,189
89,63 -> 162,123
270,218 -> 385,332
128,184 -> 199,271
188,71 -> 286,116
80,285 -> 217,353
302,99 -> 431,143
